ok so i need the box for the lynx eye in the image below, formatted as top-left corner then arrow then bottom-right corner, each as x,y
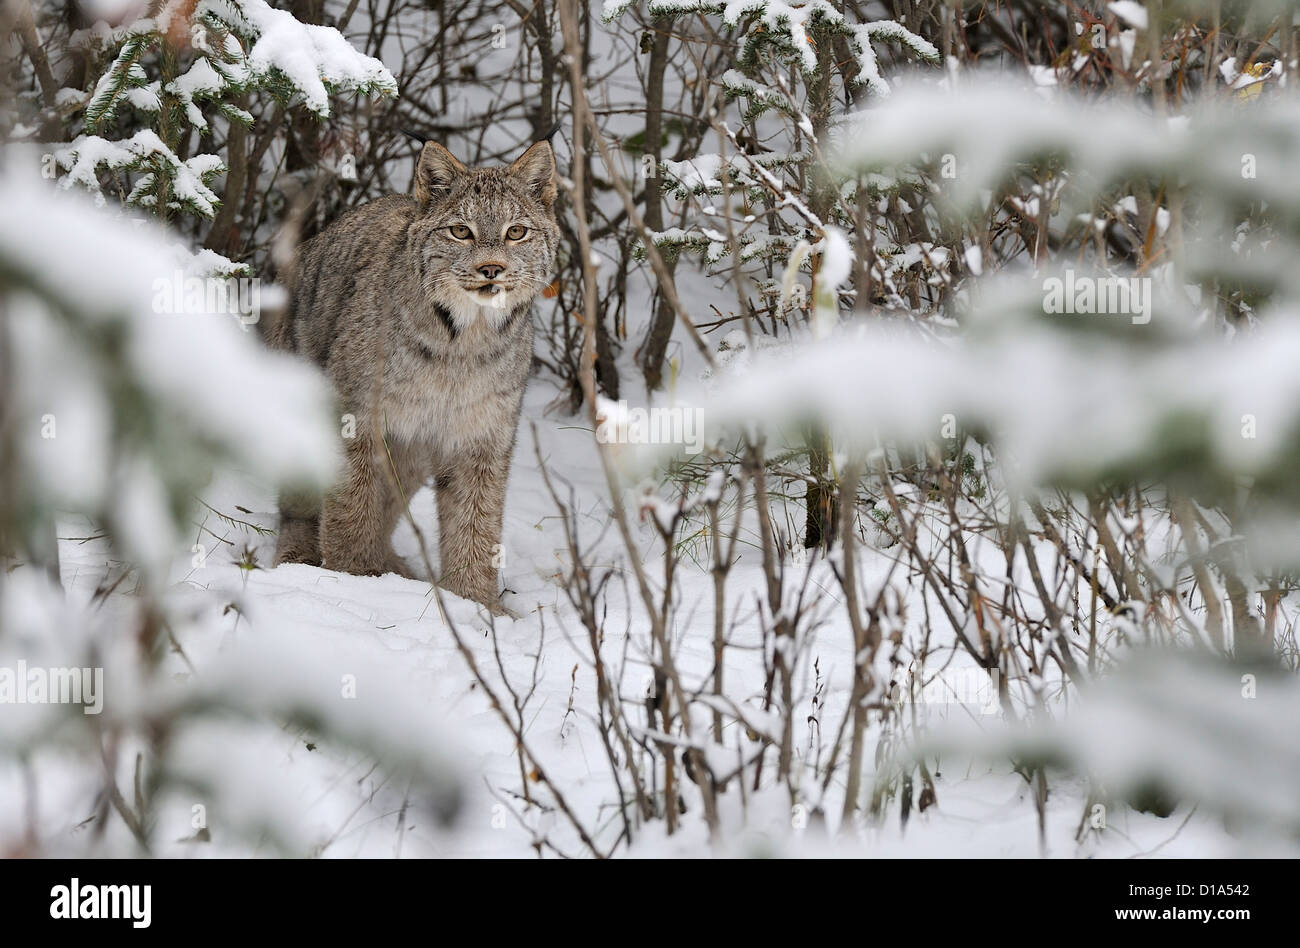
448,224 -> 473,240
505,224 -> 529,241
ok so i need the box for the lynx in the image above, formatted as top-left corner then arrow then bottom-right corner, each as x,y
269,140 -> 559,614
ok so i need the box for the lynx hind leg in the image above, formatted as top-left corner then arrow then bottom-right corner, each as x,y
275,488 -> 322,567
320,436 -> 415,578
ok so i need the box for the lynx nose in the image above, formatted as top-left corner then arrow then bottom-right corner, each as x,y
478,263 -> 506,280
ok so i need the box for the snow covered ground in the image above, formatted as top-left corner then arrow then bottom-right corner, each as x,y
9,368 -> 1287,859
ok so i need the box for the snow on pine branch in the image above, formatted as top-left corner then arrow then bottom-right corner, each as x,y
644,227 -> 800,265
690,287 -> 1300,522
719,69 -> 799,120
55,130 -> 225,218
1,166 -> 337,576
84,31 -> 154,129
166,57 -> 232,131
65,0 -> 396,225
657,150 -> 803,199
845,20 -> 940,96
834,77 -> 1300,217
925,653 -> 1300,833
86,0 -> 396,134
833,76 -> 1300,298
604,1 -> 937,93
198,0 -> 397,117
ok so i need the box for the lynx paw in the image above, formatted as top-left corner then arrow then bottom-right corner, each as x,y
274,543 -> 322,568
485,600 -> 520,620
441,581 -> 514,618
322,552 -> 415,580
275,520 -> 322,567
381,555 -> 418,580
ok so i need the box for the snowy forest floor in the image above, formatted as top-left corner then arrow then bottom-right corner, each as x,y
29,375 -> 1295,859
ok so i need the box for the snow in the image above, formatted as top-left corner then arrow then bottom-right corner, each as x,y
721,69 -> 798,116
0,166 -> 337,575
123,84 -> 161,113
1108,1 -> 1149,30
848,20 -> 940,96
165,58 -> 225,130
601,0 -> 637,21
685,289 -> 1300,498
835,76 -> 1300,224
813,227 -> 852,338
55,130 -> 224,218
10,373 -> 1288,857
200,0 -> 397,117
608,1 -> 936,96
930,653 -> 1300,833
661,154 -> 725,193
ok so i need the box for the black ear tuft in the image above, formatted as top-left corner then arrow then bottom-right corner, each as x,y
508,140 -> 557,207
415,142 -> 467,205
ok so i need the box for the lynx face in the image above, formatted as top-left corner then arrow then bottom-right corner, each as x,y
409,141 -> 560,333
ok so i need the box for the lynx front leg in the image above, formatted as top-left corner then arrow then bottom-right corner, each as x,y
320,434 -> 411,578
274,487 -> 322,567
436,445 -> 511,611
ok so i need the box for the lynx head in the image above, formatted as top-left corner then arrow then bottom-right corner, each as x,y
409,140 -> 560,333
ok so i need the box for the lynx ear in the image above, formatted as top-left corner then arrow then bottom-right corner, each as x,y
508,140 -> 557,207
415,142 -> 467,205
